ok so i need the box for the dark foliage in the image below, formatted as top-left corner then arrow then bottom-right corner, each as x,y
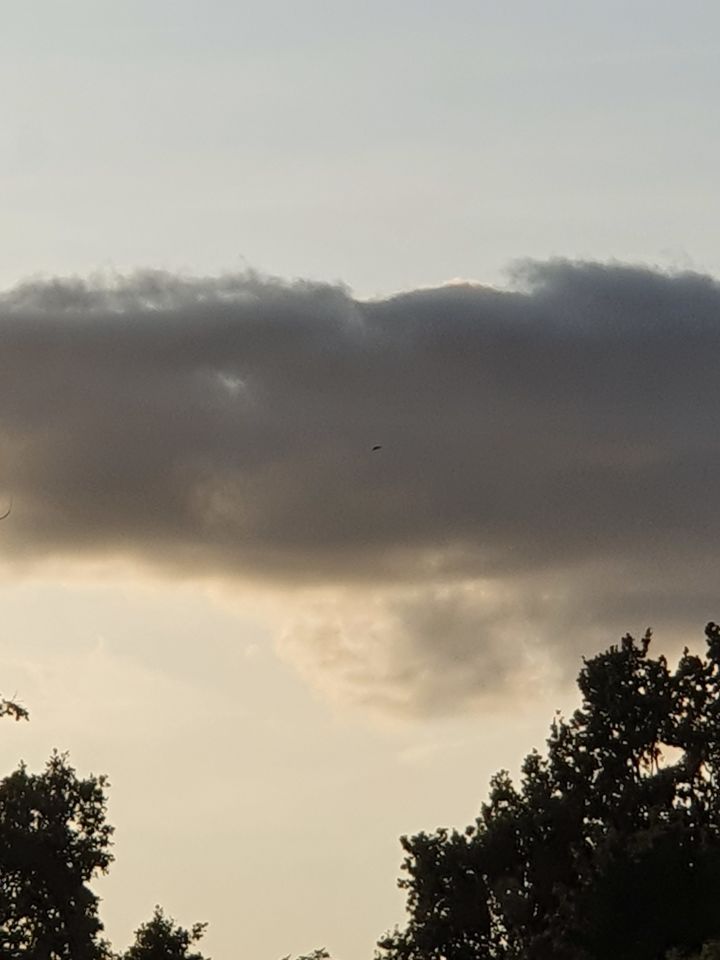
122,906 -> 209,960
0,751 -> 113,959
0,697 -> 29,723
379,623 -> 720,960
0,739 -> 207,959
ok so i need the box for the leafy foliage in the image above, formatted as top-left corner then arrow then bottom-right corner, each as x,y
0,751 -> 113,959
122,906 -> 209,960
379,624 -> 720,960
285,950 -> 332,960
0,750 -> 210,959
0,700 -> 208,959
0,696 -> 29,723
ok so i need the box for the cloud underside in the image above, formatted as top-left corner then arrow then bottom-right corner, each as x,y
2,261 -> 719,715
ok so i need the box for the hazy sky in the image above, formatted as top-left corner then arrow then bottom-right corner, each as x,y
2,1 -> 720,295
1,3 -> 720,959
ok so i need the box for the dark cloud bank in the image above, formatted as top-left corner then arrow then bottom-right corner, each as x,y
2,261 -> 719,715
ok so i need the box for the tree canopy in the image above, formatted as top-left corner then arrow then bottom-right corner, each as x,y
0,743 -> 208,959
123,907 -> 208,960
11,624 -> 720,958
379,623 -> 720,960
0,751 -> 113,959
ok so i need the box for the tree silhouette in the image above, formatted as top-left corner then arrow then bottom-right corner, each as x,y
122,906 -> 208,960
379,624 -> 720,960
0,695 -> 28,723
0,695 -> 210,958
0,751 -> 113,959
0,749 -> 210,959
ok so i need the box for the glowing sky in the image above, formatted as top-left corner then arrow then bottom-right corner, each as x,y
1,3 -> 720,958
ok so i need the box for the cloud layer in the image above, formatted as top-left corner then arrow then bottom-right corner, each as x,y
2,261 -> 719,714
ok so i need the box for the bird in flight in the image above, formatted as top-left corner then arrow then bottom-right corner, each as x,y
372,445 -> 382,451
0,499 -> 12,520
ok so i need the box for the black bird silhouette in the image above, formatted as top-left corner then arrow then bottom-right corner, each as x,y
372,445 -> 382,451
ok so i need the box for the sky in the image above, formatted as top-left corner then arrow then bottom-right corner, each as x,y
1,2 -> 720,958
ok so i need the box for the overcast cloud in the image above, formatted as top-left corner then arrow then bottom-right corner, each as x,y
1,260 -> 718,715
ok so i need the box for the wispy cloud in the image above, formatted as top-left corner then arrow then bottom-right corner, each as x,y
1,261 -> 718,715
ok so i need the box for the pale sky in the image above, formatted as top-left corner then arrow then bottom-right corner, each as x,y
2,1 -> 720,295
1,3 -> 719,959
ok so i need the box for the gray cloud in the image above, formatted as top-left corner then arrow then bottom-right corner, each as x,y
1,261 -> 719,714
